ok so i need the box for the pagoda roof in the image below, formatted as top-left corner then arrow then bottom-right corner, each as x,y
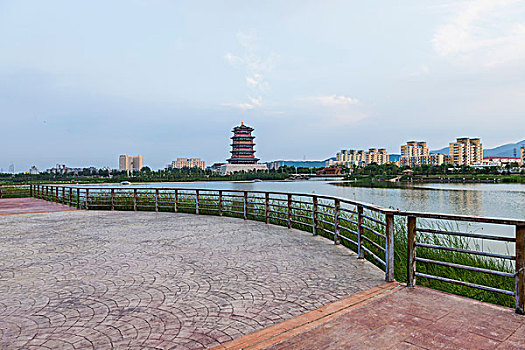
232,124 -> 254,132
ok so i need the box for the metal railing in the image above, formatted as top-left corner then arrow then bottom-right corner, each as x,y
29,184 -> 525,314
0,184 -> 32,198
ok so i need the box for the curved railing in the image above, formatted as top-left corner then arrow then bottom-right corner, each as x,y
30,184 -> 525,314
0,184 -> 31,198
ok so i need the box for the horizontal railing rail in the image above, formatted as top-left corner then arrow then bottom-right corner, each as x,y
0,184 -> 32,198
29,184 -> 525,315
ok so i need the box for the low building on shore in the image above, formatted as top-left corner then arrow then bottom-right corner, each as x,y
168,158 -> 205,170
335,148 -> 389,167
476,156 -> 521,167
219,164 -> 268,175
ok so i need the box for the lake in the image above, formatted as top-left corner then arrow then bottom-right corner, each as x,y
82,180 -> 525,220
77,180 -> 525,254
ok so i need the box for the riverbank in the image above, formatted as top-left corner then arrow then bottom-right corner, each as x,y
343,174 -> 525,189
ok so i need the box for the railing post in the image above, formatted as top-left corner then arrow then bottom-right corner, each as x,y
312,196 -> 318,236
174,189 -> 178,212
218,190 -> 223,216
133,189 -> 137,211
155,189 -> 159,212
30,184 -> 33,197
62,187 -> 65,205
287,194 -> 292,229
0,186 -> 2,199
243,191 -> 248,220
385,212 -> 395,282
69,188 -> 72,206
76,188 -> 80,209
46,186 -> 49,201
407,216 -> 417,287
357,206 -> 364,259
334,199 -> 340,245
265,192 -> 269,224
56,187 -> 59,202
111,189 -> 115,210
195,190 -> 199,215
85,189 -> 89,210
516,224 -> 525,315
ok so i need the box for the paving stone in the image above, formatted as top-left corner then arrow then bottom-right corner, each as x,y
0,210 -> 384,349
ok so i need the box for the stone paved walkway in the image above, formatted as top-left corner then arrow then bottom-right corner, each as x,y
0,211 -> 384,349
0,198 -> 77,215
236,286 -> 524,350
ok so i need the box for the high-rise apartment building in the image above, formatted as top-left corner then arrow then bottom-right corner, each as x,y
521,147 -> 525,166
336,148 -> 389,167
401,141 -> 429,158
119,155 -> 143,172
398,141 -> 449,167
449,138 -> 483,166
169,158 -> 205,170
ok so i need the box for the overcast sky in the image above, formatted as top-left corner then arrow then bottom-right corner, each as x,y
1,0 -> 524,171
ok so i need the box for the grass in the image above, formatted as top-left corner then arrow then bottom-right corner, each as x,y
0,185 -> 31,198
36,188 -> 517,308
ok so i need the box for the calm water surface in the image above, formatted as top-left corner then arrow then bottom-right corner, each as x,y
81,180 -> 525,253
86,180 -> 525,220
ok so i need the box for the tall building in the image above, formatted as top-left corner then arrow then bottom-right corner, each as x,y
449,138 -> 483,166
399,141 -> 449,167
169,158 -> 205,170
521,147 -> 525,166
29,166 -> 39,175
335,148 -> 389,167
220,123 -> 267,174
401,142 -> 429,158
227,123 -> 259,164
119,154 -> 143,172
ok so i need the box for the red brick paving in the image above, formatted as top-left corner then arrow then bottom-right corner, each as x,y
0,197 -> 77,215
222,286 -> 525,350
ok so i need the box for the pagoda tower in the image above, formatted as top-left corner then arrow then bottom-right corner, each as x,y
227,122 -> 260,164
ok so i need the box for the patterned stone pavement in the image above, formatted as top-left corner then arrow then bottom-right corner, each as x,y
0,211 -> 384,349
0,198 -> 77,216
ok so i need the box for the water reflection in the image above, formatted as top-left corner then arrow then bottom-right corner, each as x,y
82,180 -> 525,220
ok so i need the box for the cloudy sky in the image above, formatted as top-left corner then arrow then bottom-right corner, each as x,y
1,0 -> 524,171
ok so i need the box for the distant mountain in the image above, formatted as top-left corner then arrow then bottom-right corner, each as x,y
430,147 -> 449,155
430,140 -> 525,157
484,140 -> 525,157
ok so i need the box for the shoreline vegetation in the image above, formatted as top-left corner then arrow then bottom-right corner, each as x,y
1,164 -> 524,187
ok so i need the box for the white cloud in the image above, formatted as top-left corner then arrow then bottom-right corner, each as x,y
433,0 -> 525,67
221,96 -> 262,111
312,94 -> 359,106
223,32 -> 278,110
299,94 -> 367,125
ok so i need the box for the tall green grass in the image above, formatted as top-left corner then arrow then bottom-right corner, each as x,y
0,185 -> 31,198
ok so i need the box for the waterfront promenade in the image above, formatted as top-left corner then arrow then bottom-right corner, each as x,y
1,198 -> 524,349
0,206 -> 383,349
